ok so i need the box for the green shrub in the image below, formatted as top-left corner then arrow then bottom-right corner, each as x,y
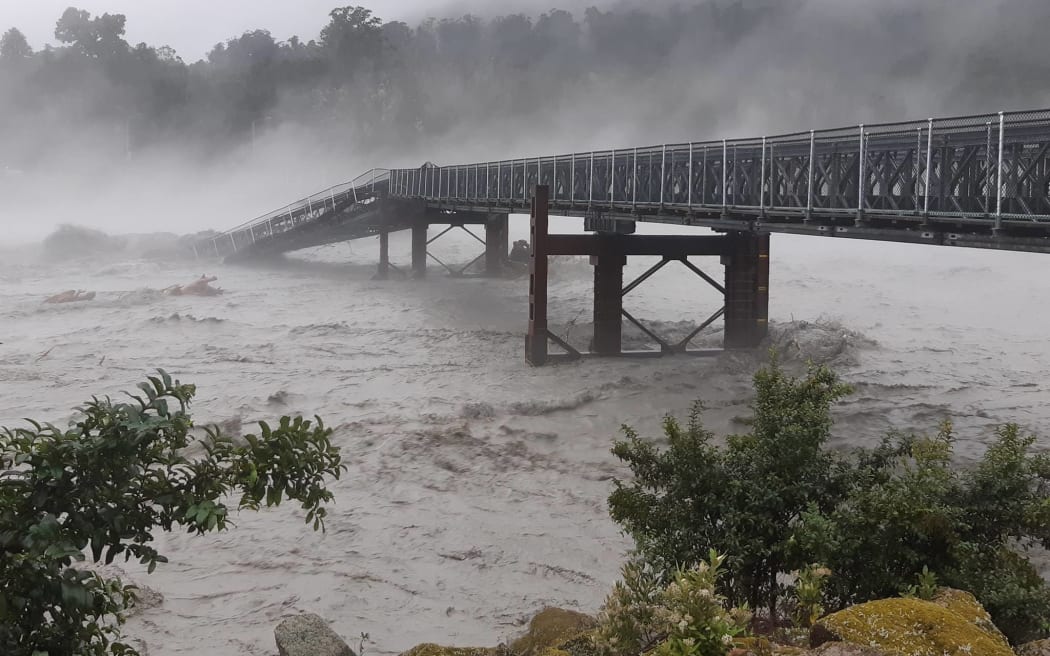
949,545 -> 1050,644
593,558 -> 664,655
608,357 -> 853,620
795,422 -> 1050,643
609,356 -> 1050,643
594,551 -> 749,656
0,371 -> 347,656
791,564 -> 831,628
901,566 -> 939,601
791,423 -> 963,608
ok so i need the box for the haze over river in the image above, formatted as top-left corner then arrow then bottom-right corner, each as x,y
1,219 -> 1047,655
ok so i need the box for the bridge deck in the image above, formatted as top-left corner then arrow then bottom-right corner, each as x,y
202,109 -> 1050,259
386,109 -> 1050,253
197,169 -> 391,260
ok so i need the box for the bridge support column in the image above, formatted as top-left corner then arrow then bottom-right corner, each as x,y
592,238 -> 625,355
375,229 -> 390,280
485,213 -> 509,276
525,188 -> 550,366
411,222 -> 428,279
723,232 -> 770,348
525,185 -> 768,366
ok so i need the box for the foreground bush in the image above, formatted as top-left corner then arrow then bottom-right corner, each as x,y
608,356 -> 1050,643
609,358 -> 853,620
0,371 -> 346,656
795,421 -> 1050,644
595,551 -> 749,656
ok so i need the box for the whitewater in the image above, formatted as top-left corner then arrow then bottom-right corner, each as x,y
1,219 -> 1048,655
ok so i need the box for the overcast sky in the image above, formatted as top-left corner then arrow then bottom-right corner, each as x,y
0,0 -> 604,61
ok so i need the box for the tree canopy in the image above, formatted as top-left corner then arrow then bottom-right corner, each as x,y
54,7 -> 129,59
2,1 -> 1050,170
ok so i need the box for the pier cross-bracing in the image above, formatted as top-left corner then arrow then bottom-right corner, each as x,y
201,109 -> 1050,365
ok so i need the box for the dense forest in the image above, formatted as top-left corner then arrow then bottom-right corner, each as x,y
2,1 -> 1050,180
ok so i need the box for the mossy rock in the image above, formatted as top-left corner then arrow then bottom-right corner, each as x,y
400,644 -> 496,656
928,587 -> 1006,642
551,633 -> 601,656
510,608 -> 597,656
771,628 -> 811,648
810,597 -> 1013,656
727,637 -> 814,656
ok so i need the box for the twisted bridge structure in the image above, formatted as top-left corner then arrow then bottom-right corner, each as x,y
200,109 -> 1050,364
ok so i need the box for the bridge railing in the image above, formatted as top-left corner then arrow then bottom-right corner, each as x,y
386,109 -> 1050,226
195,168 -> 390,258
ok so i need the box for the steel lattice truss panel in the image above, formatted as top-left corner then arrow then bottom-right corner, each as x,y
385,109 -> 1050,252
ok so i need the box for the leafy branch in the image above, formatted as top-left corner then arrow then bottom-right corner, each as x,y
0,370 -> 347,656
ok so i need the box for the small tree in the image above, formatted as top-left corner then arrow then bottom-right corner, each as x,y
0,371 -> 347,656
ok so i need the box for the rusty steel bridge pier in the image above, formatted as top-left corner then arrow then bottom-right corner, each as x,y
524,185 -> 769,365
374,210 -> 509,280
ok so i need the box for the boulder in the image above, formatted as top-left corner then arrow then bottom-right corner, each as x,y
128,584 -> 165,616
732,642 -> 883,656
1018,639 -> 1050,656
510,608 -> 596,656
730,637 -> 781,655
810,595 -> 1013,656
540,633 -> 599,656
928,587 -> 1007,642
275,613 -> 355,656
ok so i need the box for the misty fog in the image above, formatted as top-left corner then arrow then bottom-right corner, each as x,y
1,0 -> 1048,242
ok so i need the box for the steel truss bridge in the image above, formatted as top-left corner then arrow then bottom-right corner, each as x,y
384,109 -> 1050,251
199,109 -> 1050,363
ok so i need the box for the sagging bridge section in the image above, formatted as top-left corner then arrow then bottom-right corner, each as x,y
200,109 -> 1050,365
